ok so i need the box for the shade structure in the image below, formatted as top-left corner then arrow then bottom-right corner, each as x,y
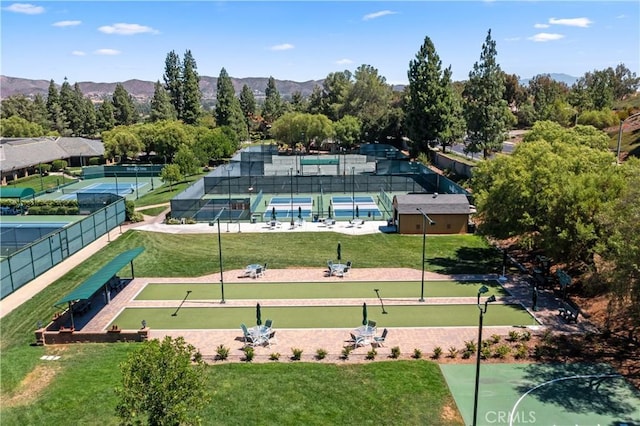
256,303 -> 262,326
362,302 -> 368,326
337,242 -> 342,261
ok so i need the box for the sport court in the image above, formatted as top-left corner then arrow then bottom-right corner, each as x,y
441,363 -> 640,425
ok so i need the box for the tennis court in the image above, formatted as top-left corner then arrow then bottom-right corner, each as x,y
58,182 -> 145,200
330,195 -> 382,218
441,363 -> 640,425
36,176 -> 159,201
264,196 -> 314,220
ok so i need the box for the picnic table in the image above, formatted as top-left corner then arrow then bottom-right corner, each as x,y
244,264 -> 263,278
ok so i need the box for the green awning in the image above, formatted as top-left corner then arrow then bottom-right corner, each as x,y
300,158 -> 339,165
55,247 -> 144,306
0,187 -> 35,199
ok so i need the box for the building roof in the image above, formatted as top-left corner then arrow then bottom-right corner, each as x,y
394,193 -> 470,215
0,136 -> 104,172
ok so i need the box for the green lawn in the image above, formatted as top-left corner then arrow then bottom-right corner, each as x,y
136,280 -> 508,300
110,304 -> 534,329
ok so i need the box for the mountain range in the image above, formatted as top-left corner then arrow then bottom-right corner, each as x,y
0,73 -> 578,102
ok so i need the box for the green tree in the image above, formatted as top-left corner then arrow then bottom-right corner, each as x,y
81,97 -> 97,136
333,115 -> 361,150
160,163 -> 184,191
239,84 -> 256,135
181,50 -> 202,125
96,99 -> 116,133
215,68 -> 247,139
112,83 -> 137,126
102,127 -> 144,161
404,36 -> 459,155
174,144 -> 200,176
60,79 -> 85,136
164,50 -> 183,120
271,112 -> 334,152
262,76 -> 283,123
0,116 -> 45,137
46,79 -> 67,133
462,29 -> 510,159
149,81 -> 176,122
115,336 -> 209,426
528,74 -> 570,122
321,70 -> 353,121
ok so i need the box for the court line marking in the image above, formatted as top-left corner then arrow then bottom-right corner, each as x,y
509,373 -> 622,426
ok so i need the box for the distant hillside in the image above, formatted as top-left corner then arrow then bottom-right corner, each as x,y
1,73 -> 578,102
0,75 -> 324,102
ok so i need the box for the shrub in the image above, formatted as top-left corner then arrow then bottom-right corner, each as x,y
315,348 -> 327,360
341,346 -> 352,360
291,347 -> 303,361
366,348 -> 377,360
215,344 -> 229,361
38,163 -> 52,174
514,344 -> 529,360
481,346 -> 492,360
448,346 -> 458,358
494,344 -> 511,359
88,157 -> 101,166
491,334 -> 501,344
51,159 -> 68,172
390,346 -> 401,359
520,330 -> 531,341
412,348 -> 422,359
464,340 -> 477,353
192,351 -> 203,363
243,346 -> 255,362
507,330 -> 520,342
269,352 -> 280,361
432,346 -> 443,359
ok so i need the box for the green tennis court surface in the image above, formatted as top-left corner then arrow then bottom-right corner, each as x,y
440,363 -> 640,425
110,304 -> 535,329
135,280 -> 508,300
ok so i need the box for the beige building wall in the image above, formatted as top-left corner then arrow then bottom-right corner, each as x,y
399,213 -> 468,235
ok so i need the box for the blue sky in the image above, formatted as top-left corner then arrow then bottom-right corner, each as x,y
1,1 -> 638,85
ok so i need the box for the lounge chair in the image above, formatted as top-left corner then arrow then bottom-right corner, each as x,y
345,261 -> 352,271
367,320 -> 377,328
264,319 -> 273,329
260,263 -> 268,277
350,332 -> 365,348
373,328 -> 388,347
266,330 -> 277,346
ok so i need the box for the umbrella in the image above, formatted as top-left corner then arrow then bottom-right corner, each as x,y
337,242 -> 342,261
362,302 -> 368,326
328,205 -> 333,218
298,206 -> 302,219
256,303 -> 262,326
356,205 -> 360,218
271,207 -> 276,220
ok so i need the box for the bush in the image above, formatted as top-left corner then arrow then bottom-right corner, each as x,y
215,344 -> 230,361
432,346 -> 443,359
341,346 -> 353,360
291,347 -> 303,361
490,334 -> 501,344
88,157 -> 101,166
507,331 -> 520,342
51,159 -> 68,172
315,348 -> 327,360
448,346 -> 458,358
366,348 -> 377,360
38,163 -> 52,174
243,346 -> 254,362
269,352 -> 280,361
390,346 -> 401,359
514,344 -> 529,360
520,330 -> 531,341
412,348 -> 422,359
481,346 -> 492,360
494,344 -> 511,359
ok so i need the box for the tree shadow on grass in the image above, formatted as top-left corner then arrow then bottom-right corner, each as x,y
516,362 -> 639,419
429,247 -> 502,275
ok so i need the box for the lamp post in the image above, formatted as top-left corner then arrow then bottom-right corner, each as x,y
289,167 -> 294,226
227,165 -> 232,232
472,285 -> 496,426
38,164 -> 43,191
104,202 -> 111,243
114,172 -> 119,197
616,112 -> 640,164
209,208 -> 226,304
351,167 -> 355,220
134,166 -> 139,199
417,208 -> 436,302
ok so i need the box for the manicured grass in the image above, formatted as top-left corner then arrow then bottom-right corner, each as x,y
113,230 -> 501,276
136,280 -> 508,300
110,304 -> 535,329
137,205 -> 168,216
133,172 -> 207,207
0,343 -> 462,425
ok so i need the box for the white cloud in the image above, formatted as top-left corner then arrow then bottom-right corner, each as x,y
548,17 -> 592,28
336,58 -> 353,65
71,50 -> 86,56
53,20 -> 81,27
270,43 -> 294,51
504,37 -> 520,42
363,10 -> 397,21
534,23 -> 549,29
4,3 -> 44,14
528,33 -> 565,42
94,49 -> 121,55
98,23 -> 159,35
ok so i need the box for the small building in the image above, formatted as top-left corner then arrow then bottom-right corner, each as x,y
392,193 -> 471,235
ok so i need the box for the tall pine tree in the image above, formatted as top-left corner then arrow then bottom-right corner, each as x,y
112,83 -> 136,126
462,29 -> 509,159
262,76 -> 283,123
46,79 -> 66,134
181,50 -> 201,125
215,68 -> 246,140
150,81 -> 176,122
164,50 -> 183,120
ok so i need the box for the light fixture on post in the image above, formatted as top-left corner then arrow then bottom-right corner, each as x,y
417,208 -> 436,302
38,164 -> 43,191
616,112 -> 640,164
289,167 -> 294,226
472,286 -> 496,426
134,166 -> 139,199
209,208 -> 226,304
227,164 -> 233,232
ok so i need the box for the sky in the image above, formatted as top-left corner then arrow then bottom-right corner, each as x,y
1,1 -> 638,85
